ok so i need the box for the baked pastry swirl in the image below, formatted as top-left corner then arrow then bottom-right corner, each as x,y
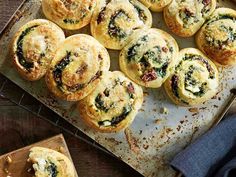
42,0 -> 96,30
119,28 -> 179,88
196,8 -> 236,66
29,147 -> 75,177
164,48 -> 219,106
163,0 -> 216,37
45,34 -> 110,101
12,19 -> 65,81
90,0 -> 152,50
78,71 -> 143,132
139,0 -> 172,12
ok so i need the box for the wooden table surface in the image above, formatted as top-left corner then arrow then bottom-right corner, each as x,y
0,1 -> 235,177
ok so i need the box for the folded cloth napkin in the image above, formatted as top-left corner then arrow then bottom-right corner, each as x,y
171,115 -> 236,177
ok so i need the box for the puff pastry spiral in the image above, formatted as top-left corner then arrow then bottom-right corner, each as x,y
12,19 -> 65,81
196,8 -> 236,66
164,0 -> 216,37
90,0 -> 152,50
164,48 -> 219,106
78,71 -> 143,132
45,34 -> 110,101
119,28 -> 179,88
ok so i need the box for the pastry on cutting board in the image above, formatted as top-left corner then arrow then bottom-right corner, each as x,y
29,146 -> 75,177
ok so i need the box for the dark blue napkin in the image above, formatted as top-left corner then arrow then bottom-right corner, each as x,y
171,115 -> 236,177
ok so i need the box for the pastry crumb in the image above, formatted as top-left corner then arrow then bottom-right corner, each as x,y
160,107 -> 168,114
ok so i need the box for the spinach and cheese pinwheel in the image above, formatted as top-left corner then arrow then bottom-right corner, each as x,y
12,19 -> 65,81
78,71 -> 143,133
42,0 -> 96,30
45,34 -> 110,101
29,147 -> 75,177
164,48 -> 219,106
139,0 -> 172,12
90,0 -> 152,50
196,8 -> 236,66
119,28 -> 179,88
163,0 -> 216,37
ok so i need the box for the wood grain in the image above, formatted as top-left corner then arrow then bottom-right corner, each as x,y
0,134 -> 78,177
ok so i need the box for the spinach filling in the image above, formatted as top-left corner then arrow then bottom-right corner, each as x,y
98,106 -> 132,126
108,10 -> 128,40
127,35 -> 148,62
183,54 -> 215,79
63,19 -> 80,24
53,51 -> 72,90
133,5 -> 147,22
95,93 -> 110,112
46,161 -> 58,177
184,65 -> 207,97
206,25 -> 236,49
171,75 -> 179,98
53,52 -> 102,92
16,25 -> 38,71
207,14 -> 236,24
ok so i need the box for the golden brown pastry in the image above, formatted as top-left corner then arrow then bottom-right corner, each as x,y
12,19 -> 65,81
196,8 -> 236,66
45,34 -> 110,101
139,0 -> 172,12
90,0 -> 152,50
164,48 -> 219,106
163,0 -> 216,37
78,71 -> 143,133
29,147 -> 75,177
119,28 -> 179,88
42,0 -> 96,30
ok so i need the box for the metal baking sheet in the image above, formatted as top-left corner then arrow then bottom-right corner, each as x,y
0,0 -> 235,176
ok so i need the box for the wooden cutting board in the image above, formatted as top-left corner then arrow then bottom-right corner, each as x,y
0,134 -> 78,177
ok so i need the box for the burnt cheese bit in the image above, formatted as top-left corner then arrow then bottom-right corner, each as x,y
46,161 -> 58,177
98,106 -> 132,126
97,7 -> 106,24
194,56 -> 215,79
202,0 -> 211,6
53,51 -> 72,89
108,10 -> 128,39
171,75 -> 179,98
16,25 -> 39,71
133,5 -> 147,22
141,69 -> 157,82
127,82 -> 135,98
